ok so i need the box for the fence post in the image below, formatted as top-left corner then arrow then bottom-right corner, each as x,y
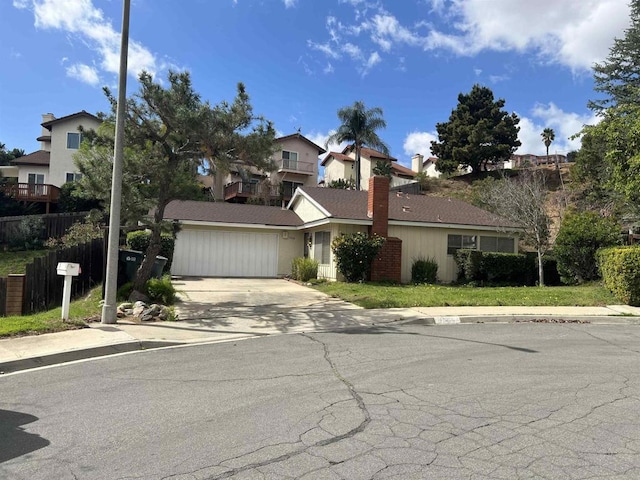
6,274 -> 25,316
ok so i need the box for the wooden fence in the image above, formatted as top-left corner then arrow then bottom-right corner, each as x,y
0,238 -> 104,316
0,212 -> 90,245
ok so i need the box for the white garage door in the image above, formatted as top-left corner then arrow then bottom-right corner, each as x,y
172,229 -> 279,277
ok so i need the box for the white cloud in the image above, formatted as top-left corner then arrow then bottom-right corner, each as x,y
403,131 -> 437,157
323,62 -> 334,74
283,0 -> 297,8
66,63 -> 100,85
16,0 -> 159,84
516,102 -> 598,154
309,0 -> 630,75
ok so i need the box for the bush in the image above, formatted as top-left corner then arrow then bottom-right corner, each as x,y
45,215 -> 103,249
331,232 -> 385,283
455,249 -> 483,282
411,257 -> 438,284
598,246 -> 640,305
291,257 -> 318,282
117,282 -> 134,301
554,211 -> 621,284
146,275 -> 179,305
8,217 -> 45,251
58,182 -> 102,213
126,230 -> 175,273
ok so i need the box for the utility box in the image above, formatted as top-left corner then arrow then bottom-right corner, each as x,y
57,262 -> 80,276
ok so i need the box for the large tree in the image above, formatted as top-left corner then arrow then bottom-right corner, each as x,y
76,71 -> 277,294
431,84 -> 521,175
541,128 -> 555,163
589,0 -> 640,113
326,101 -> 388,190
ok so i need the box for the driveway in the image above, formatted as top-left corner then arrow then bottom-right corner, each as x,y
112,278 -> 420,344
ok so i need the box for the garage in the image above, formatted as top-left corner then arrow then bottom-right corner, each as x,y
172,229 -> 279,277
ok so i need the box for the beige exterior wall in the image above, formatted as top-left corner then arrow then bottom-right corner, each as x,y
275,137 -> 319,188
17,165 -> 49,184
48,116 -> 101,187
323,157 -> 354,185
389,225 -> 518,283
290,196 -> 328,223
179,223 -> 303,277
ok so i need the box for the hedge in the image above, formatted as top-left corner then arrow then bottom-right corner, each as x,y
597,246 -> 640,306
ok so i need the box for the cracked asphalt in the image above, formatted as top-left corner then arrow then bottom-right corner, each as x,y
1,322 -> 640,479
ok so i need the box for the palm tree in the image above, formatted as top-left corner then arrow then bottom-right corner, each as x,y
541,128 -> 556,168
326,101 -> 389,190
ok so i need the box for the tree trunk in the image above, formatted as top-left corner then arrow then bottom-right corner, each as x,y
537,248 -> 545,287
131,199 -> 167,297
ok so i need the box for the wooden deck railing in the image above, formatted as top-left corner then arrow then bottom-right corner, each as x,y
1,183 -> 61,203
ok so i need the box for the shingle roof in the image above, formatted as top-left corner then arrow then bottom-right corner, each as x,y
276,133 -> 326,154
343,145 -> 397,161
41,111 -> 100,131
321,152 -> 353,166
11,150 -> 50,166
300,187 -> 519,229
392,163 -> 416,178
163,200 -> 303,227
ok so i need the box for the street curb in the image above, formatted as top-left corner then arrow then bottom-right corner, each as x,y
403,315 -> 640,326
0,340 -> 180,375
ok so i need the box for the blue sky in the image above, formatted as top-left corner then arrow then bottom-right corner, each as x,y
0,0 -> 631,171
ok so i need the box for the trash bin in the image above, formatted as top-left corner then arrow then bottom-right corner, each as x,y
151,256 -> 168,279
118,249 -> 144,282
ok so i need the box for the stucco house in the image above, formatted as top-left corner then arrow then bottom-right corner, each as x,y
209,132 -> 326,205
164,177 -> 520,283
322,145 -> 417,190
0,111 -> 101,212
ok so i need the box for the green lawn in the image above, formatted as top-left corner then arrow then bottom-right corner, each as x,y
312,282 -> 620,309
0,285 -> 102,337
0,249 -> 48,276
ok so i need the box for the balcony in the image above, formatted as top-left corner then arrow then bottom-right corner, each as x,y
276,158 -> 315,175
1,183 -> 60,213
224,181 -> 279,202
2,183 -> 60,203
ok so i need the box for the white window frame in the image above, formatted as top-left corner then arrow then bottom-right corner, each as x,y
314,231 -> 331,265
282,150 -> 299,169
479,236 -> 515,253
65,172 -> 83,183
28,173 -> 45,184
447,234 -> 477,255
66,132 -> 84,150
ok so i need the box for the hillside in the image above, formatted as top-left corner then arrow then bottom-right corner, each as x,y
422,164 -> 573,246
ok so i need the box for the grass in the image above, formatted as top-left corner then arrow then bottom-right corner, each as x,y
0,249 -> 48,276
312,282 -> 620,309
0,285 -> 103,337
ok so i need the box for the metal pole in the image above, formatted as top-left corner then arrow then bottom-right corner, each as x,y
101,0 -> 130,324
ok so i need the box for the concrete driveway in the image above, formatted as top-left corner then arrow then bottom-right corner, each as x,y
119,277 -> 420,342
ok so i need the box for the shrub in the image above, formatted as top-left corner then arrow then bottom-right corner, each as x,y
455,249 -> 483,282
58,182 -> 102,213
554,211 -> 621,284
482,252 -> 529,284
126,230 -> 175,273
331,232 -> 385,283
598,246 -> 640,306
327,178 -> 356,189
8,217 -> 45,250
145,275 -> 179,305
291,257 -> 319,282
117,282 -> 134,301
411,257 -> 438,284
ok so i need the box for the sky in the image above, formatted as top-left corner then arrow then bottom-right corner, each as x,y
0,0 -> 632,172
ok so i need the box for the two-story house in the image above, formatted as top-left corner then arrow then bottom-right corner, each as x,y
2,111 -> 101,212
211,132 -> 326,204
322,145 -> 418,190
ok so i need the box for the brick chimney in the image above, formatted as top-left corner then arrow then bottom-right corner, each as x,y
411,154 -> 424,173
368,175 -> 389,238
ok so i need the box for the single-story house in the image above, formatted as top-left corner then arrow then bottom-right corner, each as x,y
163,177 -> 521,283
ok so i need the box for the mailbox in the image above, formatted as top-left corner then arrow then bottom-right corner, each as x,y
57,262 -> 80,276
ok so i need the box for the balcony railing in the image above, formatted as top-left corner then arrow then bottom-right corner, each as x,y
224,181 -> 279,201
277,158 -> 315,175
1,183 -> 60,203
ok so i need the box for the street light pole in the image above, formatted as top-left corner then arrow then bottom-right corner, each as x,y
101,0 -> 130,324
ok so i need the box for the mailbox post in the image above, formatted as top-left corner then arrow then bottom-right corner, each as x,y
57,262 -> 80,320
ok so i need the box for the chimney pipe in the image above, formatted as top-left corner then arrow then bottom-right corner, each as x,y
368,175 -> 389,238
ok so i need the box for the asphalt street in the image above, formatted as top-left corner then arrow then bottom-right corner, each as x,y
1,322 -> 640,479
